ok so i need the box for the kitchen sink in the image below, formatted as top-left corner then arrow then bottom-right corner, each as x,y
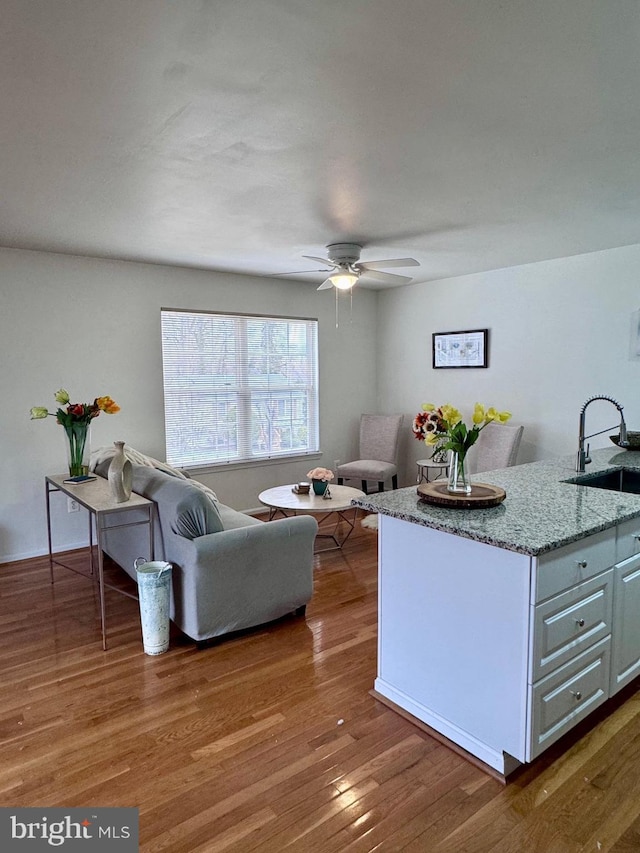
571,468 -> 640,495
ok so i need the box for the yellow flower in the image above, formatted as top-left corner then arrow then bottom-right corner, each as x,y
485,407 -> 498,422
421,403 -> 436,412
54,388 -> 70,405
96,395 -> 120,414
472,403 -> 486,425
425,433 -> 440,446
30,406 -> 49,419
440,404 -> 461,426
497,410 -> 512,423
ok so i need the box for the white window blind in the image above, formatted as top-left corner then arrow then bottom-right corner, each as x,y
161,309 -> 319,468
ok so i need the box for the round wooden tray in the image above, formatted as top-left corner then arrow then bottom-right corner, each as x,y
417,481 -> 506,508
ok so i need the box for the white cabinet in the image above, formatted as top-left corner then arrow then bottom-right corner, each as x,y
530,637 -> 611,759
376,514 -> 640,776
611,552 -> 640,695
615,517 -> 640,563
530,569 -> 613,682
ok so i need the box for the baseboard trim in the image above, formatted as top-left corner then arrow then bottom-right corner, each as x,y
370,684 -> 519,783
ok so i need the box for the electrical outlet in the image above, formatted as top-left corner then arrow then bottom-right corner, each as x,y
67,497 -> 79,513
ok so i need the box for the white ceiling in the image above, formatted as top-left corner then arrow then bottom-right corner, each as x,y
2,0 -> 640,289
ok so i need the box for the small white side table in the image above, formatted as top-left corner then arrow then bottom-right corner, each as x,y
45,473 -> 154,650
416,458 -> 450,483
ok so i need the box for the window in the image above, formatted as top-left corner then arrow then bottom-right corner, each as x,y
161,309 -> 319,468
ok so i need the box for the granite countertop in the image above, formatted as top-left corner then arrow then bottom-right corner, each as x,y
351,447 -> 640,556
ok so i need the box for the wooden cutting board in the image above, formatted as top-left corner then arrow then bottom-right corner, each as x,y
417,481 -> 506,508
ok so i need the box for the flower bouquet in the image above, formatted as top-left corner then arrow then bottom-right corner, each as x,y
31,389 -> 120,476
413,403 -> 511,494
307,466 -> 334,497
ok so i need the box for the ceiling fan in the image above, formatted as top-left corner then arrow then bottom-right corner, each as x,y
289,243 -> 420,290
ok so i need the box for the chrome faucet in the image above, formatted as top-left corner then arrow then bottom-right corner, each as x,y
576,395 -> 628,472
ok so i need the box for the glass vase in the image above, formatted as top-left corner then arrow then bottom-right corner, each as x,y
63,422 -> 91,477
431,444 -> 449,464
447,450 -> 471,495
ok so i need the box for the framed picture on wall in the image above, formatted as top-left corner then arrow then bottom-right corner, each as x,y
432,329 -> 489,369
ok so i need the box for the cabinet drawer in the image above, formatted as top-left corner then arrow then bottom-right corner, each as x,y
531,569 -> 612,682
616,517 -> 640,564
535,529 -> 615,602
529,636 -> 610,760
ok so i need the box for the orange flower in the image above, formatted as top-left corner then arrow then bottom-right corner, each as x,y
96,396 -> 120,415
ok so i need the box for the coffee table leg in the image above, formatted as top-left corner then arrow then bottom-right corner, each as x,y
314,508 -> 358,551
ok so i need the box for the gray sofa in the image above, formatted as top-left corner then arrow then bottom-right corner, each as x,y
93,460 -> 318,645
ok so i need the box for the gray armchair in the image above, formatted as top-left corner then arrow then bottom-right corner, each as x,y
471,422 -> 524,473
336,413 -> 404,493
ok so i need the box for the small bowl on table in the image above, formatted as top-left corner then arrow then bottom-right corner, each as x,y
610,432 -> 640,449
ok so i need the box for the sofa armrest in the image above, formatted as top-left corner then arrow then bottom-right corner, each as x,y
189,514 -> 318,562
167,514 -> 318,642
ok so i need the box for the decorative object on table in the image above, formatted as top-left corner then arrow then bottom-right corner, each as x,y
107,440 -> 133,502
307,466 -> 334,496
412,411 -> 448,464
293,482 -> 310,494
417,481 -> 506,508
30,389 -> 120,476
432,329 -> 488,369
430,443 -> 449,464
413,402 -> 511,495
610,432 -> 640,449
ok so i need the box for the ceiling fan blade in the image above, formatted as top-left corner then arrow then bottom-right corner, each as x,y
358,258 -> 420,271
317,278 -> 334,291
268,268 -> 328,276
360,269 -> 413,285
302,255 -> 335,267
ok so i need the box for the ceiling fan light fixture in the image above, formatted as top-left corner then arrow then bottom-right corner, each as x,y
329,271 -> 359,290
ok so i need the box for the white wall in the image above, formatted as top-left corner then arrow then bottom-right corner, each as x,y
4,242 -> 640,563
378,244 -> 640,487
0,248 -> 378,563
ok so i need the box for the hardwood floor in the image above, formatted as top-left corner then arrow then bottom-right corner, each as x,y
3,514 -> 640,851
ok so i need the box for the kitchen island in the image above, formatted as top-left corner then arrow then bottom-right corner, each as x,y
352,447 -> 640,777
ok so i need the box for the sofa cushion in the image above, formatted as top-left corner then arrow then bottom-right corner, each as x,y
172,491 -> 224,539
218,503 -> 263,530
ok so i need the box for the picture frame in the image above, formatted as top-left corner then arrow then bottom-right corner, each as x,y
432,328 -> 488,369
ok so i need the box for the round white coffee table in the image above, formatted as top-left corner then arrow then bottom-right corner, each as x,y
258,484 -> 365,551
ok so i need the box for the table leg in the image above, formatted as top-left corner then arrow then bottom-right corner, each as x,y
96,518 -> 108,651
314,508 -> 359,551
45,480 -> 54,584
148,504 -> 155,559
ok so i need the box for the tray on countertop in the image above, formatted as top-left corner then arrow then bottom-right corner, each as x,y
417,481 -> 506,509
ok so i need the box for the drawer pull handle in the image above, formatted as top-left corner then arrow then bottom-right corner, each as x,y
570,690 -> 582,701
576,560 -> 588,569
575,618 -> 585,628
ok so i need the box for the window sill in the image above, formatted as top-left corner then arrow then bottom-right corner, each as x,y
181,452 -> 323,477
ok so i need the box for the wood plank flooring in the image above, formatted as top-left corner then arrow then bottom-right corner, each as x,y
2,513 -> 640,851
